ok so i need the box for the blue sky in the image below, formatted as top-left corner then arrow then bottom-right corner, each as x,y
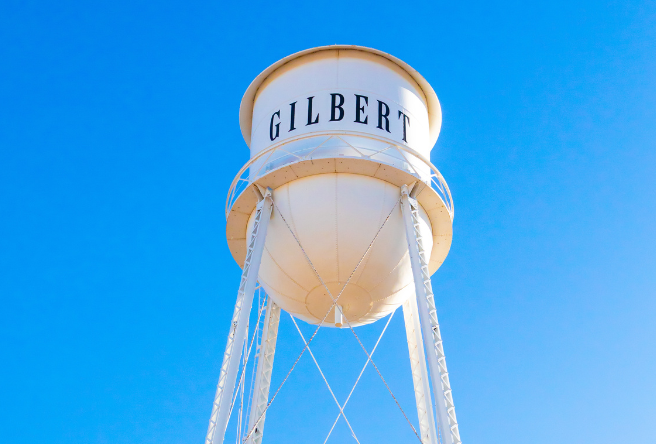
1,1 -> 655,443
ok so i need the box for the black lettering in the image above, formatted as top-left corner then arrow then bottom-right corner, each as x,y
398,110 -> 410,142
270,110 -> 281,141
306,96 -> 319,125
354,94 -> 368,124
377,101 -> 390,133
330,93 -> 344,121
289,102 -> 297,131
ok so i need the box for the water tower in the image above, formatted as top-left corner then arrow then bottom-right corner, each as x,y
206,45 -> 461,444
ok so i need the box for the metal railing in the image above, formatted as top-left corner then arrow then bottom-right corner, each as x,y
226,133 -> 454,220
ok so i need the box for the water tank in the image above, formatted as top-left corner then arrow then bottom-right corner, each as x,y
226,46 -> 453,327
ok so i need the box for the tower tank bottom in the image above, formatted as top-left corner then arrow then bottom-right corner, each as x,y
247,173 -> 433,327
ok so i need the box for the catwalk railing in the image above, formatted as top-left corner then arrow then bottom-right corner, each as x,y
226,133 -> 454,220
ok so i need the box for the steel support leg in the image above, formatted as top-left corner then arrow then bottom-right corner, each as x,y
205,188 -> 274,444
246,300 -> 281,444
403,295 -> 439,444
401,185 -> 462,444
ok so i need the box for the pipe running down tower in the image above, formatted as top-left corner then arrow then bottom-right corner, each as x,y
208,45 -> 460,444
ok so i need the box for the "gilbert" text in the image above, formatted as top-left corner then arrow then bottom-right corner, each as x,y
269,93 -> 411,143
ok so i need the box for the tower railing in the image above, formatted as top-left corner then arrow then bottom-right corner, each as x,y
226,132 -> 454,220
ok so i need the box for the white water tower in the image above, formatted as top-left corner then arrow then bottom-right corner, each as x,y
206,45 -> 461,444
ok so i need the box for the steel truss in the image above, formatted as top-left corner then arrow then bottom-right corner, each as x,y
246,300 -> 281,444
403,295 -> 439,444
239,196 -> 425,444
205,188 -> 274,444
206,183 -> 462,444
401,185 -> 462,444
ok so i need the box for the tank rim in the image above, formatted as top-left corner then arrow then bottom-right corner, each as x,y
225,141 -> 453,277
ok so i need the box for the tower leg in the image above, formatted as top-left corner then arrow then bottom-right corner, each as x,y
401,185 -> 462,444
246,300 -> 281,444
205,188 -> 274,444
403,295 -> 439,444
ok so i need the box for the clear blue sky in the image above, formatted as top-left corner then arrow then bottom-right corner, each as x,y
1,1 -> 655,443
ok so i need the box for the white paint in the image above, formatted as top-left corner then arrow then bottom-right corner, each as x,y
239,46 -> 446,327
247,173 -> 433,327
246,49 -> 435,183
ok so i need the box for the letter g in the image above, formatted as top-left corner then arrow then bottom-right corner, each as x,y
269,111 -> 281,141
